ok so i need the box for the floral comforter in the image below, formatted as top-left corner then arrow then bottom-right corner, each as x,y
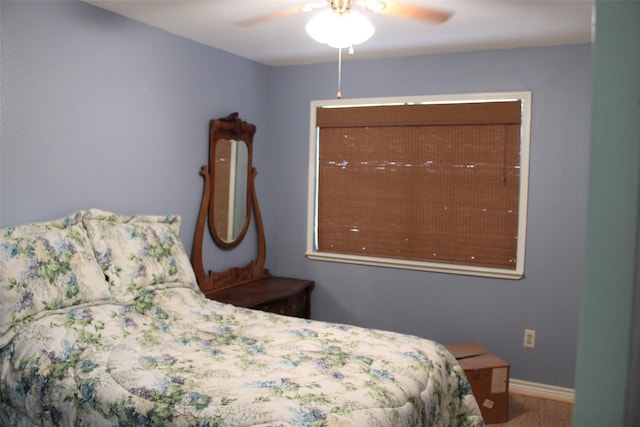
0,285 -> 483,426
0,208 -> 483,426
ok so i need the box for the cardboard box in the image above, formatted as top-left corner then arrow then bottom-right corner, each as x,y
446,343 -> 510,424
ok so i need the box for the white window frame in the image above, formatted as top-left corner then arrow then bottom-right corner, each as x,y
306,92 -> 531,279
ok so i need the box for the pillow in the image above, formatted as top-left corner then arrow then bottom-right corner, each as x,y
0,210 -> 111,339
82,208 -> 198,303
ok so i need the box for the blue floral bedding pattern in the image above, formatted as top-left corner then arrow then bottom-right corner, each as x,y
0,287 -> 483,427
0,210 -> 484,427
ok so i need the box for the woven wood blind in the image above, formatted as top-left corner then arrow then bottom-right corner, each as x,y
315,101 -> 522,270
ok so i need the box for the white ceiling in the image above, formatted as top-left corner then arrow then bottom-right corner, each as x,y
83,0 -> 594,66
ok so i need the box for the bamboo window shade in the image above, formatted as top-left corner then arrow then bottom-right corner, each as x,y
315,101 -> 523,270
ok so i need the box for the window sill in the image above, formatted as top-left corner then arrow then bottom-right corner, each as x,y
305,251 -> 524,280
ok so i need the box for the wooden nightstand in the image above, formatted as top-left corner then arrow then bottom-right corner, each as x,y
206,276 -> 314,319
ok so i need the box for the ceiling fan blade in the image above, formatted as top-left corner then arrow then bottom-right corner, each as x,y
235,1 -> 329,28
376,1 -> 452,24
234,6 -> 304,28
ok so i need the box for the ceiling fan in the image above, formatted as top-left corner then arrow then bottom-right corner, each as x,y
235,0 -> 453,28
236,0 -> 452,99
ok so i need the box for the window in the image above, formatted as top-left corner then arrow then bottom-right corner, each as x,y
306,92 -> 531,279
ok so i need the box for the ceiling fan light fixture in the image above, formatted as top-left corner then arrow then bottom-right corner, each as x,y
305,9 -> 375,48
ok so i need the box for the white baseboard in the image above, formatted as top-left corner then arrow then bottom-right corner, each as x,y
509,378 -> 575,403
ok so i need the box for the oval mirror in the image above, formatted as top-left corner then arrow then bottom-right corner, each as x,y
206,113 -> 256,249
212,138 -> 249,244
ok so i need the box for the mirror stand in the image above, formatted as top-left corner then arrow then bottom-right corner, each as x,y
192,113 -> 269,296
192,113 -> 314,319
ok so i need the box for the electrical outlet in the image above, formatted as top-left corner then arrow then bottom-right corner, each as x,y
523,329 -> 536,348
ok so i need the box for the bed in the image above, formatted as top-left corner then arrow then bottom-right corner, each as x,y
0,209 -> 484,426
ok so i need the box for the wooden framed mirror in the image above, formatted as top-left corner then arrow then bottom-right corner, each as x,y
210,122 -> 251,248
192,113 -> 269,296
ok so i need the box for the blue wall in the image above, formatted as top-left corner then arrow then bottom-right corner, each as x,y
1,0 -> 593,388
0,0 -> 270,273
267,47 -> 592,388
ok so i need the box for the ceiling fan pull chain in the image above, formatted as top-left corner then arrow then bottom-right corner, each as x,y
337,47 -> 343,99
